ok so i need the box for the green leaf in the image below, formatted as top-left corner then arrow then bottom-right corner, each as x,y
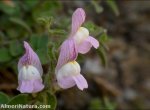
97,47 -> 107,67
32,1 -> 61,19
91,0 -> 103,13
30,34 -> 48,50
36,49 -> 49,64
0,92 -> 10,104
9,40 -> 23,57
29,34 -> 49,64
7,94 -> 29,105
30,34 -> 38,49
37,35 -> 48,49
89,98 -> 103,110
104,96 -> 117,110
0,2 -> 17,15
23,0 -> 39,11
48,29 -> 66,35
84,21 -> 104,36
99,31 -> 108,43
106,0 -> 119,16
9,17 -> 31,33
36,91 -> 57,110
0,47 -> 12,63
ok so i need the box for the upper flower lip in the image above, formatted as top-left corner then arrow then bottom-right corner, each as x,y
70,8 -> 86,37
18,41 -> 43,75
55,38 -> 78,71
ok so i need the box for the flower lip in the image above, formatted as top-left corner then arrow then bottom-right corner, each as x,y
70,8 -> 86,37
57,61 -> 80,79
73,27 -> 89,44
18,65 -> 41,81
56,61 -> 88,90
55,39 -> 78,72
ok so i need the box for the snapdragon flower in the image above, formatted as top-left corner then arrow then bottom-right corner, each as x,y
56,8 -> 99,69
70,8 -> 99,54
55,8 -> 99,90
17,41 -> 44,93
56,61 -> 88,90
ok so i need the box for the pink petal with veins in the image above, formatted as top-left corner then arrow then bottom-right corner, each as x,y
70,8 -> 86,37
18,41 -> 43,75
56,39 -> 77,71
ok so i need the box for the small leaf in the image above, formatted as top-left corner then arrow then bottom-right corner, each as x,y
91,0 -> 103,13
29,35 -> 49,64
0,47 -> 12,63
24,0 -> 39,11
0,92 -> 10,104
89,98 -> 103,110
97,47 -> 107,67
32,1 -> 61,19
30,34 -> 48,50
7,94 -> 30,105
106,0 -> 119,16
99,31 -> 108,43
84,21 -> 104,36
37,35 -> 48,49
36,91 -> 57,110
30,34 -> 38,49
48,29 -> 66,35
9,17 -> 31,33
9,40 -> 23,57
104,96 -> 117,110
0,2 -> 18,15
36,49 -> 49,64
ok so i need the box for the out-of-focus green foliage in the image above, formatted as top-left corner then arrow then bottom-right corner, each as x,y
91,0 -> 103,13
0,47 -> 12,63
0,1 -> 61,107
91,0 -> 119,15
89,98 -> 103,110
0,92 -> 10,104
106,0 -> 119,16
89,97 -> 117,110
7,94 -> 30,105
0,0 -> 62,69
35,91 -> 57,110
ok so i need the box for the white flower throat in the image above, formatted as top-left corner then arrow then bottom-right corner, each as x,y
74,27 -> 89,44
57,61 -> 81,79
19,65 -> 41,80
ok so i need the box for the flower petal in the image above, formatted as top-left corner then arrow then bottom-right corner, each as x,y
87,36 -> 99,49
56,39 -> 77,71
17,79 -> 44,93
33,79 -> 44,92
18,65 -> 41,81
57,76 -> 76,89
77,40 -> 92,54
77,36 -> 99,54
70,8 -> 86,37
73,74 -> 88,90
17,80 -> 33,93
18,41 -> 43,75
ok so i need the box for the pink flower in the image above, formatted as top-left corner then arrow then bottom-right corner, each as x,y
17,41 -> 44,93
56,61 -> 88,90
55,8 -> 99,90
56,8 -> 99,70
71,8 -> 99,54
